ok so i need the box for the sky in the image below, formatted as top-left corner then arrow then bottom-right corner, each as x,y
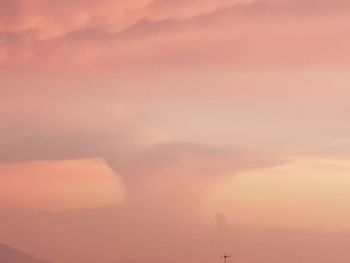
1,0 -> 350,262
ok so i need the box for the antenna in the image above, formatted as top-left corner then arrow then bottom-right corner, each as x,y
221,252 -> 232,263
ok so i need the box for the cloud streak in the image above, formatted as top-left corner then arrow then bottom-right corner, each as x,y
1,0 -> 350,67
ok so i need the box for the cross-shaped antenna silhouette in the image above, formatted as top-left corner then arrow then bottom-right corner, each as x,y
221,252 -> 232,263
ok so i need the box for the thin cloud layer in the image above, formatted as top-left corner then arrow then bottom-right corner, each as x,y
1,0 -> 350,67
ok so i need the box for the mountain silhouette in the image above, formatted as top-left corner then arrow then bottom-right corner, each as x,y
0,243 -> 51,263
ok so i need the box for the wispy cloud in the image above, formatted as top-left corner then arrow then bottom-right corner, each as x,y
1,0 -> 350,67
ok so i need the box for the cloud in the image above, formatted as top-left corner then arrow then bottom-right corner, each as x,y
0,120 -> 284,262
1,0 -> 350,68
1,2 -> 350,262
0,85 -> 283,215
106,142 -> 280,187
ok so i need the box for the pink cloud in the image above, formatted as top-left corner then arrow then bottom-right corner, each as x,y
1,0 -> 350,68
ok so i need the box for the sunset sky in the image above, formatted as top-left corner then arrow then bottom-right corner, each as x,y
1,0 -> 350,263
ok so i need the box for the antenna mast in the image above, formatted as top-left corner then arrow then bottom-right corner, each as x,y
221,252 -> 232,263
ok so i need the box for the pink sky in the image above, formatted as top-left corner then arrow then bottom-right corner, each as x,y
1,0 -> 350,263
